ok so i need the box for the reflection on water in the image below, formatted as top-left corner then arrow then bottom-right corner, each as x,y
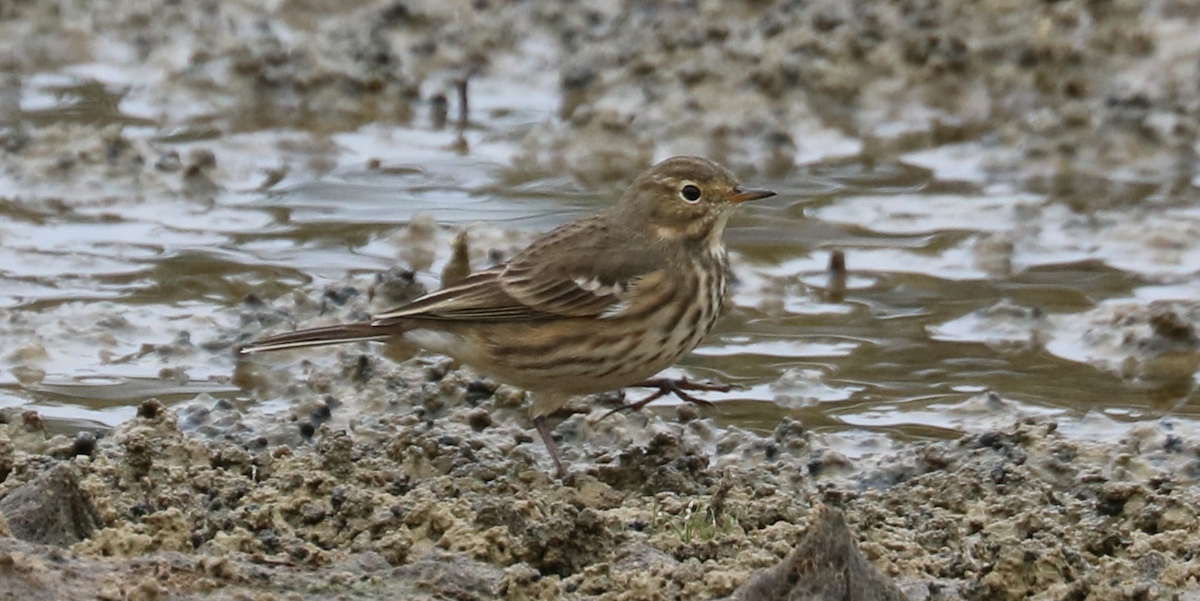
3,74 -> 1200,444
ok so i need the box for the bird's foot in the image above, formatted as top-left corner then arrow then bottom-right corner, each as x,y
597,378 -> 729,421
635,377 -> 731,404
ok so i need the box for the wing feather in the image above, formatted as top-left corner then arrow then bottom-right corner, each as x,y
371,216 -> 667,324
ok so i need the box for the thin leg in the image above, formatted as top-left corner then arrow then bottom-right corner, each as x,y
533,415 -> 567,479
597,378 -> 731,421
632,377 -> 730,406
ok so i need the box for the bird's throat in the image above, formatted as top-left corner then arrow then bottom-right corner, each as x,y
653,211 -> 729,249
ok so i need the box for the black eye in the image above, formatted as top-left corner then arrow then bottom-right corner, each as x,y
680,184 -> 702,203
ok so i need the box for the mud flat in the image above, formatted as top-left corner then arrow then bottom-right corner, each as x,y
4,0 -> 1200,599
2,383 -> 1200,599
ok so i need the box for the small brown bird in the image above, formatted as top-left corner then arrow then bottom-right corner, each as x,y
241,156 -> 775,477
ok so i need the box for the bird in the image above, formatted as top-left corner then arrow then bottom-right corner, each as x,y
240,156 -> 776,478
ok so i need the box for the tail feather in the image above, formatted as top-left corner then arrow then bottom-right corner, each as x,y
240,321 -> 404,354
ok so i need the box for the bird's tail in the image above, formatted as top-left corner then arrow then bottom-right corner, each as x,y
239,320 -> 406,354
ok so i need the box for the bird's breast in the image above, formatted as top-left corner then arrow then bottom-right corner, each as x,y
400,256 -> 733,397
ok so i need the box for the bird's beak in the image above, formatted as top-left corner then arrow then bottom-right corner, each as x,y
728,187 -> 776,204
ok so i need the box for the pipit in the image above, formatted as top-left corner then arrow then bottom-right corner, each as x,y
241,156 -> 775,477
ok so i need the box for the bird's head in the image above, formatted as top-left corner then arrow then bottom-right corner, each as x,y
617,156 -> 775,246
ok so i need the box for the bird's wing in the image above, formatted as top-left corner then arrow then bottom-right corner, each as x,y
372,218 -> 668,323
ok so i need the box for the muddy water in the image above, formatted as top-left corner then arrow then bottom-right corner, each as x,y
3,74 -> 1199,449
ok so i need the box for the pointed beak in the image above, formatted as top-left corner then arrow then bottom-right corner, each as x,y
728,187 -> 776,204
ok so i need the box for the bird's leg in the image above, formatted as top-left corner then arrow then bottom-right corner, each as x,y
596,388 -> 670,422
533,415 -> 567,479
597,378 -> 730,421
633,377 -> 730,405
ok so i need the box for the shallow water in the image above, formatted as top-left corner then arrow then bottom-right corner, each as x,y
3,70 -> 1200,447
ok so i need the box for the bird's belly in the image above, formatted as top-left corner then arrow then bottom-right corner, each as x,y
469,303 -> 720,396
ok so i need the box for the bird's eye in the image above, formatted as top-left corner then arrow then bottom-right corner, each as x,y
680,184 -> 702,203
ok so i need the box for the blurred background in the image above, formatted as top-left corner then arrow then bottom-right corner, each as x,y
3,0 -> 1200,449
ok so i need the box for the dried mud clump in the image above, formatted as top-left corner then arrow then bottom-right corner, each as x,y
3,395 -> 1200,599
842,420 -> 1200,599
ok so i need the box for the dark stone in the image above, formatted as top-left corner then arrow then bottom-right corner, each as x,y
0,464 -> 104,546
467,409 -> 492,432
137,398 -> 162,419
464,380 -> 495,404
322,286 -> 360,306
729,505 -> 908,601
71,431 -> 98,457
